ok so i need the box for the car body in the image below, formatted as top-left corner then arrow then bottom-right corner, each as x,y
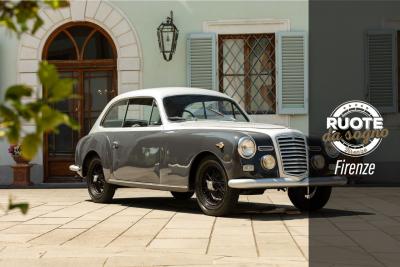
70,87 -> 347,216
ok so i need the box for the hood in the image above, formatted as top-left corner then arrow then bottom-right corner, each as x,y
165,120 -> 300,134
166,120 -> 304,138
171,120 -> 286,130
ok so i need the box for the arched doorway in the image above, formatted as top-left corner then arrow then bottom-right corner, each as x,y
43,22 -> 117,181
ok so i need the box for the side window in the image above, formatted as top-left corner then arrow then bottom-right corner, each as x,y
102,100 -> 128,128
124,98 -> 159,127
149,103 -> 162,126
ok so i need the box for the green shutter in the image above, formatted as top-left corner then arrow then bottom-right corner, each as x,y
276,31 -> 308,114
187,33 -> 217,90
366,30 -> 397,113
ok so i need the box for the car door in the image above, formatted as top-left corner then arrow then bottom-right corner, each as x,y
112,98 -> 163,184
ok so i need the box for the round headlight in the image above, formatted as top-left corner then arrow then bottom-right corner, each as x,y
324,141 -> 339,158
311,154 -> 325,170
237,136 -> 256,159
261,155 -> 276,170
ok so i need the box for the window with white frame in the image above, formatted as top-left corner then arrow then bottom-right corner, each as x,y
187,31 -> 308,115
218,34 -> 276,114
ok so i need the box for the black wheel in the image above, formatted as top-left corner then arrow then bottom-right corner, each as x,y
195,156 -> 239,216
288,186 -> 332,212
87,157 -> 116,203
170,191 -> 194,200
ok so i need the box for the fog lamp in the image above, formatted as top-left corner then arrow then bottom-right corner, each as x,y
261,155 -> 276,170
311,154 -> 325,170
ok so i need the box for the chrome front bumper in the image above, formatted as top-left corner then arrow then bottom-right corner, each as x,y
228,176 -> 347,189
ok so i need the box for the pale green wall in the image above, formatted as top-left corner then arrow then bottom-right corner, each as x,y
0,28 -> 18,101
113,0 -> 308,89
0,0 -> 308,103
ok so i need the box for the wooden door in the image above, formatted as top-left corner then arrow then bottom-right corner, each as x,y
44,70 -> 116,181
43,22 -> 117,182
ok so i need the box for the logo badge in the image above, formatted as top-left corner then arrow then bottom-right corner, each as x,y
323,100 -> 388,157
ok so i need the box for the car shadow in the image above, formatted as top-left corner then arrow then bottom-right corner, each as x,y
89,197 -> 374,220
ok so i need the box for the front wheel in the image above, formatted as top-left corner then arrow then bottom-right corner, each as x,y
87,157 -> 116,203
195,156 -> 239,216
288,186 -> 332,212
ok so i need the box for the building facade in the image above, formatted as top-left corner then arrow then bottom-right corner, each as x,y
0,0 -> 308,184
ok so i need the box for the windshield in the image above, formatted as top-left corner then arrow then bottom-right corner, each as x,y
163,95 -> 249,122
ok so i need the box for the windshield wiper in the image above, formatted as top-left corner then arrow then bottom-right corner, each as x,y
168,116 -> 187,121
206,108 -> 236,121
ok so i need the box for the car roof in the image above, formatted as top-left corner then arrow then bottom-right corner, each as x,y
112,87 -> 230,101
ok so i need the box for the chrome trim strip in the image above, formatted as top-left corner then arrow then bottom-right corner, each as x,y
258,145 -> 274,151
108,179 -> 189,192
308,146 -> 322,152
228,176 -> 347,189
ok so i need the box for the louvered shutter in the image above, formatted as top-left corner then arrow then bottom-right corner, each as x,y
276,31 -> 308,114
366,30 -> 397,113
187,33 -> 217,90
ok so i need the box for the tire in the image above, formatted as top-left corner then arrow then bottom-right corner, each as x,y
87,157 -> 116,203
288,186 -> 332,212
171,191 -> 194,200
195,156 -> 239,216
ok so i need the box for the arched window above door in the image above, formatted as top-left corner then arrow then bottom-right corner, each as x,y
45,23 -> 116,61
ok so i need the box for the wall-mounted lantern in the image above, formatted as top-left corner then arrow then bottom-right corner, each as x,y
157,11 -> 179,62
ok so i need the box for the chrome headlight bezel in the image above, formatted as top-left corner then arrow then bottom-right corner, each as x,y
323,141 -> 340,158
237,136 -> 256,159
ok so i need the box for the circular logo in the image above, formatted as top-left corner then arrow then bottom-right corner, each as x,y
324,100 -> 388,157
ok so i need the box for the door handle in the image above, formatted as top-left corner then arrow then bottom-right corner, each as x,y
112,141 -> 119,149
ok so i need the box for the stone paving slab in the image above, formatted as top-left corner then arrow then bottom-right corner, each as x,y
0,187 -> 399,266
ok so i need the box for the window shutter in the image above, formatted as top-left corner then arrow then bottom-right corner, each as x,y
366,30 -> 397,113
276,31 -> 308,114
187,33 -> 217,90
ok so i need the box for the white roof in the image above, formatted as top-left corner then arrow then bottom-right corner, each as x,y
113,87 -> 229,101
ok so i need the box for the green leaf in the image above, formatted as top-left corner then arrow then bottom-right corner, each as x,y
44,0 -> 70,9
21,133 -> 41,160
0,105 -> 17,121
8,201 -> 29,215
5,85 -> 33,101
63,114 -> 80,130
38,61 -> 59,90
31,17 -> 43,34
40,106 -> 66,131
47,79 -> 74,102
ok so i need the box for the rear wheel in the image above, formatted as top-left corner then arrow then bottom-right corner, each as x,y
195,156 -> 239,216
171,191 -> 194,200
288,186 -> 332,211
87,157 -> 116,203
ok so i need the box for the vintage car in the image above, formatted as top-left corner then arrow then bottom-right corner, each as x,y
70,87 -> 347,216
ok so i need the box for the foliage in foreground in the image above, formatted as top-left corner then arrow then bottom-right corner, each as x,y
0,0 -> 75,214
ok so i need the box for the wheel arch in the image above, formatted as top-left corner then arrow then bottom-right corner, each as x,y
188,151 -> 224,191
82,150 -> 101,178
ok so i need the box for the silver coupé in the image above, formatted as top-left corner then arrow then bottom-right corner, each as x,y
70,87 -> 347,216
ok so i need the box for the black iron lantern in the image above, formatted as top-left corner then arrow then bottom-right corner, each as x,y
157,11 -> 179,61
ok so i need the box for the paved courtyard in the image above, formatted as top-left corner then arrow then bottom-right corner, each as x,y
0,187 -> 399,266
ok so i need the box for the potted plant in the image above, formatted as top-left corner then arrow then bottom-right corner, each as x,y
8,145 -> 32,186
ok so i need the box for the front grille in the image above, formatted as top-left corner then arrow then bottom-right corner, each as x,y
276,135 -> 308,176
